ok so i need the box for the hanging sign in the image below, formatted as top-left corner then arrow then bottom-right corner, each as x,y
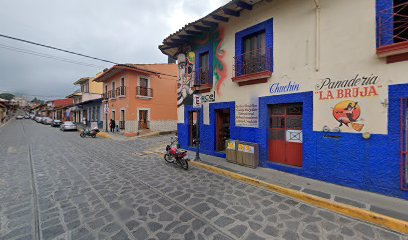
313,74 -> 388,134
193,94 -> 201,108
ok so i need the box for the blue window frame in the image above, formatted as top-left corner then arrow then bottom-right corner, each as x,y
195,45 -> 213,86
235,18 -> 274,76
376,0 -> 408,48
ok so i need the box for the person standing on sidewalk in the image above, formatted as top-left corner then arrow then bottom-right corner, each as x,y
109,119 -> 115,132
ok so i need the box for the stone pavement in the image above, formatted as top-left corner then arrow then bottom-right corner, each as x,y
0,120 -> 407,239
171,150 -> 408,223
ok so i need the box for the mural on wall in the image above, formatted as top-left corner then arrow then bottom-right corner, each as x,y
332,100 -> 364,132
213,27 -> 227,95
195,32 -> 210,46
313,74 -> 388,134
177,52 -> 195,107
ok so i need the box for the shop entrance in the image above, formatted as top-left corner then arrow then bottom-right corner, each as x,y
269,103 -> 303,167
189,111 -> 198,147
215,109 -> 231,152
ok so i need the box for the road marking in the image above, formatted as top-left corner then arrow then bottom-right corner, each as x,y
190,161 -> 408,235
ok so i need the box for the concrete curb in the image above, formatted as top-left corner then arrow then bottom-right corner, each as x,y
189,160 -> 408,235
96,132 -> 112,139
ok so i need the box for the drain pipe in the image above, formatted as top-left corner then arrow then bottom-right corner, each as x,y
313,0 -> 320,72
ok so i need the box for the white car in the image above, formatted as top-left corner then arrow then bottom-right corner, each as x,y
60,122 -> 77,131
16,115 -> 24,120
42,117 -> 53,125
35,117 -> 43,123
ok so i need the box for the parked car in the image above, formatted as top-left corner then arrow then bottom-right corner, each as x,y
60,122 -> 77,131
35,116 -> 42,123
42,117 -> 53,125
24,115 -> 30,119
16,115 -> 24,120
51,119 -> 62,127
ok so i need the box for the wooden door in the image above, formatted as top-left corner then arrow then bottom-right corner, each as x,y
269,104 -> 303,167
216,109 -> 231,152
189,112 -> 198,146
139,110 -> 148,129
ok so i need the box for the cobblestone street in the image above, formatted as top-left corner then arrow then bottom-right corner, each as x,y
0,120 -> 406,240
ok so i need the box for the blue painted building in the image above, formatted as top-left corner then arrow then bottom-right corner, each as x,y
160,0 -> 408,200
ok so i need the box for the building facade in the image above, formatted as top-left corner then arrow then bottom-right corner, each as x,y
0,100 -> 8,123
94,64 -> 178,136
160,0 -> 408,199
72,77 -> 104,128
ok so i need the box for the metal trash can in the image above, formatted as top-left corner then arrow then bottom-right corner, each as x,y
225,140 -> 238,163
236,142 -> 259,168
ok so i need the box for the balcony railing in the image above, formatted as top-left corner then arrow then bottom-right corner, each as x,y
103,92 -> 109,100
108,89 -> 116,99
233,47 -> 273,77
137,87 -> 153,97
119,120 -> 125,130
378,2 -> 408,47
138,120 -> 150,129
194,67 -> 212,86
116,86 -> 126,96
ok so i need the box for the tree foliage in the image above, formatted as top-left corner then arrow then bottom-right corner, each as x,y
0,93 -> 14,100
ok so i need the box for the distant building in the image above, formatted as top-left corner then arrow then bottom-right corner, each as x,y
0,99 -> 9,123
67,76 -> 104,128
94,64 -> 178,136
48,99 -> 74,121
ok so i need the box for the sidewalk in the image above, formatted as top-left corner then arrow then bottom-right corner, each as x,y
99,130 -> 175,141
188,152 -> 408,222
148,142 -> 408,226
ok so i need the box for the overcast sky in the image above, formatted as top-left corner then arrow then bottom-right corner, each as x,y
0,0 -> 228,99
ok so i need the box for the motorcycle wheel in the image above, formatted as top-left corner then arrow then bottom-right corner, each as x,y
164,154 -> 174,163
80,132 -> 85,138
91,134 -> 96,138
179,158 -> 189,170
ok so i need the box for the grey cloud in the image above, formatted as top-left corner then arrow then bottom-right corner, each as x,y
0,0 -> 225,98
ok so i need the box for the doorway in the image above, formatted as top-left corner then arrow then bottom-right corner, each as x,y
269,103 -> 303,167
215,109 -> 231,152
189,111 -> 198,147
139,110 -> 149,129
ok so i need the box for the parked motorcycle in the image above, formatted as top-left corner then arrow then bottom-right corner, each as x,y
164,137 -> 189,170
80,127 -> 100,138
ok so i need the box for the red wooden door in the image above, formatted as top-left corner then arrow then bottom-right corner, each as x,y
269,104 -> 303,167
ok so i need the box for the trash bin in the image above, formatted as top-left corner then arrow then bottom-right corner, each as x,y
225,140 -> 238,163
236,143 -> 245,165
236,142 -> 259,168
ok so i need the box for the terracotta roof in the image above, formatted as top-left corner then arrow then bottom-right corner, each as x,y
50,98 -> 74,108
159,0 -> 263,57
93,64 -> 177,83
73,77 -> 92,85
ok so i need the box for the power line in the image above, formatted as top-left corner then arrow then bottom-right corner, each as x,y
0,34 -> 117,65
0,34 -> 178,78
0,43 -> 106,69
